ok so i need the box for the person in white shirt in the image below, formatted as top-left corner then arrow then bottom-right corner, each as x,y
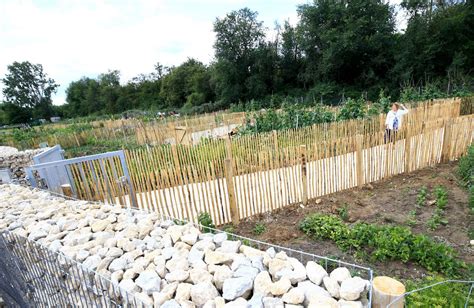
384,103 -> 409,143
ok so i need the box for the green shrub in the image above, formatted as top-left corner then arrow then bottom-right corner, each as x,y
416,186 -> 428,208
434,186 -> 448,210
198,212 -> 216,233
406,276 -> 474,307
253,223 -> 267,235
299,214 -> 463,276
459,144 -> 474,212
338,204 -> 349,221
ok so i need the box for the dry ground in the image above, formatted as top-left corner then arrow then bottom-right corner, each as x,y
232,162 -> 473,280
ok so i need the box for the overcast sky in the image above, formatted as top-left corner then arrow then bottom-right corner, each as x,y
0,0 -> 406,106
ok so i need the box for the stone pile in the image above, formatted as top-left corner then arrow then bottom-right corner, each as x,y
0,147 -> 46,185
0,184 -> 371,308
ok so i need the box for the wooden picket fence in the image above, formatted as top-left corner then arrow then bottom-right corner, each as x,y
91,98 -> 471,226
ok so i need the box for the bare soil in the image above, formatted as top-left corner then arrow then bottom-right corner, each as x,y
232,162 -> 473,281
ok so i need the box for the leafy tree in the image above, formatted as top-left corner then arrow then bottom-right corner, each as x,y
213,8 -> 266,104
161,58 -> 213,108
1,61 -> 58,123
298,0 -> 396,88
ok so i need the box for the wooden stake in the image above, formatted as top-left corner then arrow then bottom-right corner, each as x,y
300,145 -> 308,205
372,276 -> 406,308
441,118 -> 453,162
224,158 -> 239,225
356,134 -> 364,188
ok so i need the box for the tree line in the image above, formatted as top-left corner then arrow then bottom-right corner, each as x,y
1,0 -> 473,124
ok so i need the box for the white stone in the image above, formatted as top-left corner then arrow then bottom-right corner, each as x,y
118,279 -> 139,296
162,247 -> 177,260
165,270 -> 189,282
106,247 -> 123,258
307,294 -> 338,308
254,271 -> 273,296
189,267 -> 213,284
205,250 -> 233,265
225,297 -> 248,307
83,255 -> 102,271
28,229 -> 48,241
265,247 -> 276,258
213,265 -> 233,290
323,276 -> 340,298
270,277 -> 292,296
135,292 -> 154,306
161,299 -> 181,308
222,277 -> 253,300
330,267 -> 351,284
339,277 -> 366,301
338,299 -> 363,308
276,257 -> 306,284
190,282 -> 219,307
248,294 -> 264,308
297,280 -> 332,306
282,287 -> 305,304
262,297 -> 284,308
268,258 -> 292,277
166,256 -> 189,272
175,283 -> 192,301
233,265 -> 259,280
213,232 -> 227,245
181,233 -> 198,245
135,270 -> 161,295
109,257 -> 128,272
231,255 -> 252,271
306,261 -> 328,285
217,240 -> 241,253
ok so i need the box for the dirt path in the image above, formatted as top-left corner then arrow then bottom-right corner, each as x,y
232,162 -> 473,281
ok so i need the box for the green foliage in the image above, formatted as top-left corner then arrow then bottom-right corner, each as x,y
1,61 -> 58,123
299,214 -> 463,276
434,186 -> 448,210
197,212 -> 216,233
223,225 -> 234,234
407,209 -> 417,226
406,276 -> 474,307
337,97 -> 368,121
338,204 -> 349,221
426,186 -> 449,230
239,102 -> 335,134
416,186 -> 428,208
253,223 -> 266,235
459,144 -> 474,183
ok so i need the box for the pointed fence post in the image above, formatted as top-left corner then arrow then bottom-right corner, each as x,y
404,124 -> 411,173
224,158 -> 239,225
300,145 -> 308,205
441,119 -> 453,163
356,134 -> 364,188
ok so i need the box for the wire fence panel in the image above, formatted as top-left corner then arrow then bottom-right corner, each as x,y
0,231 -> 145,307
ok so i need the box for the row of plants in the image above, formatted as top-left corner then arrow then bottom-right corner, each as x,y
237,91 -> 393,134
299,214 -> 464,276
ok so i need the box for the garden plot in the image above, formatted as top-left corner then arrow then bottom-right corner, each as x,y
0,184 -> 372,307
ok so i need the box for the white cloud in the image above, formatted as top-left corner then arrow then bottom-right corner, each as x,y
0,0 -> 404,106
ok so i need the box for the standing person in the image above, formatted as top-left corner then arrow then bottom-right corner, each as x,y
385,103 -> 409,143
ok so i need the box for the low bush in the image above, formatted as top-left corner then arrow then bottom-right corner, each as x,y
198,212 -> 216,233
406,276 -> 474,307
459,144 -> 474,211
253,223 -> 267,235
299,214 -> 463,276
